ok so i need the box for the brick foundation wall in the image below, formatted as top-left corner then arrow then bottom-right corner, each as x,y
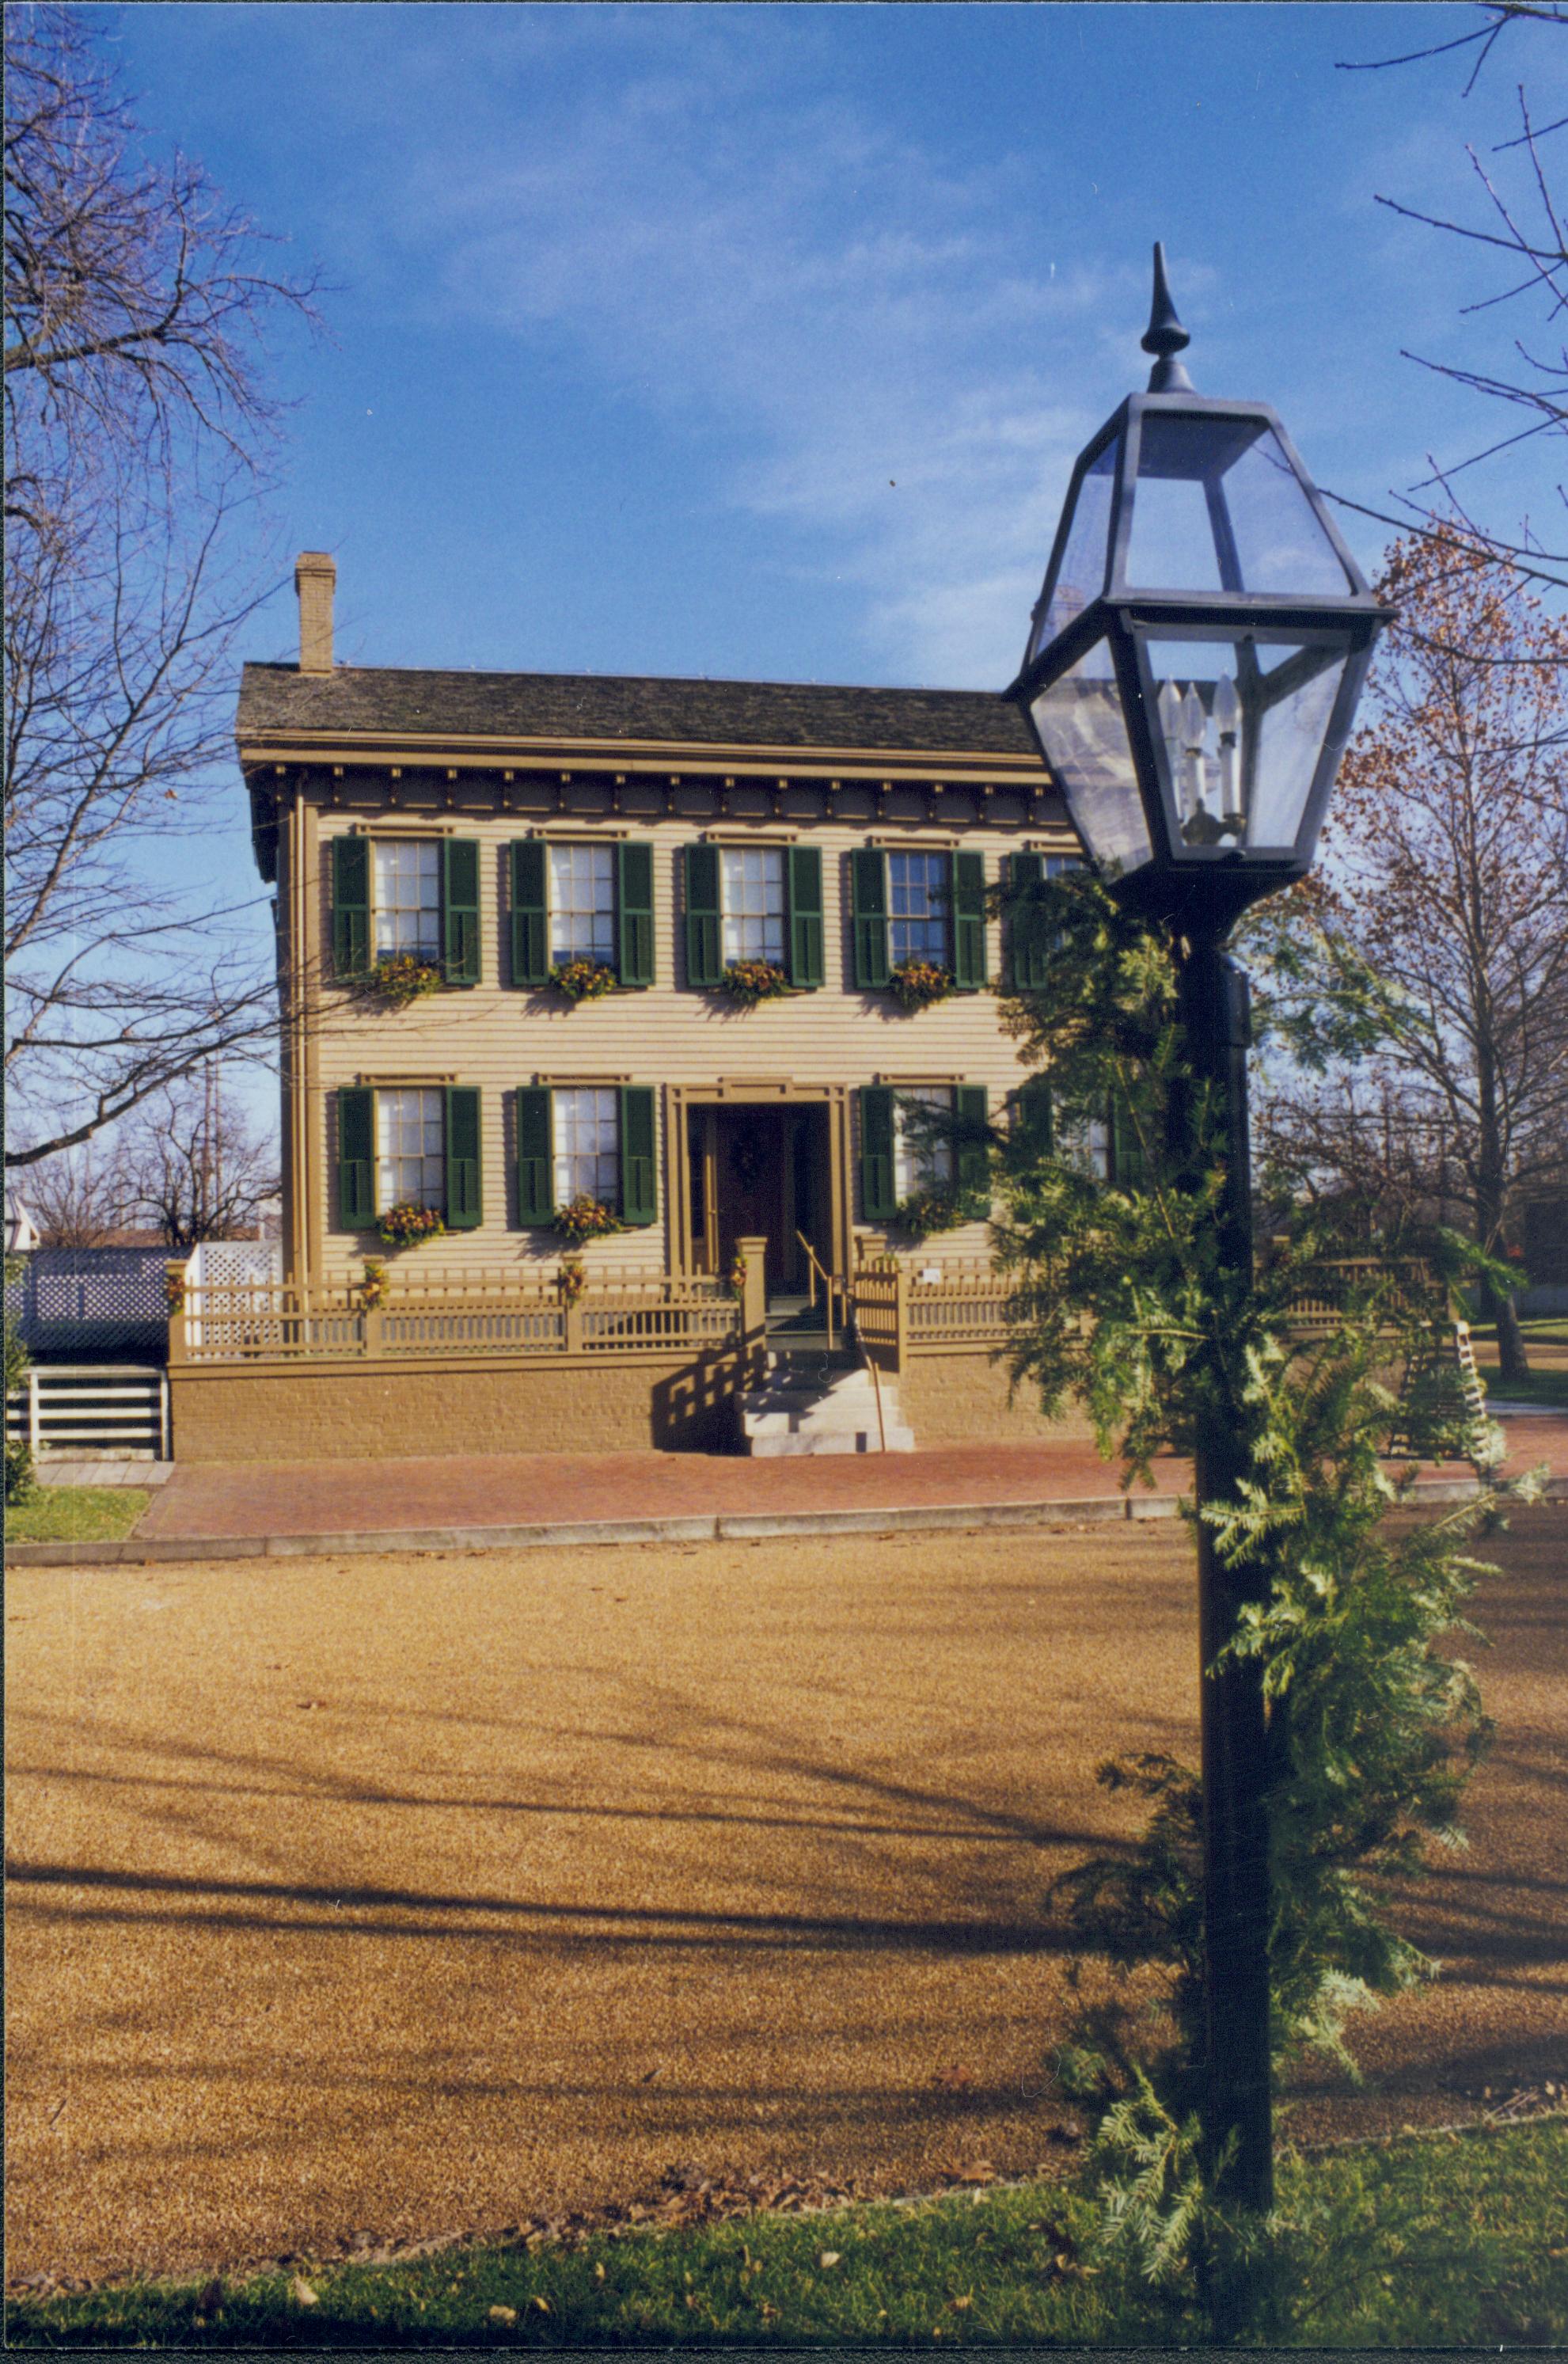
170,1344 -> 1092,1462
169,1352 -> 741,1461
898,1350 -> 1095,1447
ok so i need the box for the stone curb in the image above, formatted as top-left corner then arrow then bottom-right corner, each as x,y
9,1472 -> 1562,1569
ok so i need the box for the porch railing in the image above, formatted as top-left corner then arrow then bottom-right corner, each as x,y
173,1271 -> 740,1366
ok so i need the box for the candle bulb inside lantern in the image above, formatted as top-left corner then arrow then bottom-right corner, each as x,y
1157,679 -> 1185,808
1214,671 -> 1241,828
1180,683 -> 1208,815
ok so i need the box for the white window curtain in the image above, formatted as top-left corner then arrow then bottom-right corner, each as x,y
720,848 -> 785,965
374,842 -> 441,958
376,1088 -> 445,1211
552,1087 -> 619,1207
893,1087 -> 955,1199
548,845 -> 615,966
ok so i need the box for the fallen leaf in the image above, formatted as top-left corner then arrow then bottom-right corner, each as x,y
488,2305 -> 518,2325
951,2294 -> 973,2311
818,2250 -> 841,2269
532,2295 -> 551,2313
290,2278 -> 319,2308
594,2262 -> 606,2282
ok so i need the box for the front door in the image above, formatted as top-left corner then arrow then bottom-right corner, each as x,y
688,1104 -> 830,1294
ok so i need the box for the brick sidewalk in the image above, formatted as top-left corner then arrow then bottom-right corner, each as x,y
136,1418 -> 1568,1545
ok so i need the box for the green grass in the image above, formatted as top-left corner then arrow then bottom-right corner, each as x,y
8,2119 -> 1566,2347
1479,1366 -> 1568,1409
5,1485 -> 149,1543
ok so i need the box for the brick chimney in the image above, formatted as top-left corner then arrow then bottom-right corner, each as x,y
294,550 -> 336,674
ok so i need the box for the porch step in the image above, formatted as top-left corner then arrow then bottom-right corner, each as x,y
740,1364 -> 915,1457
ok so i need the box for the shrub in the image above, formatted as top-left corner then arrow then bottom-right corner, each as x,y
5,1440 -> 35,1505
895,1190 -> 966,1237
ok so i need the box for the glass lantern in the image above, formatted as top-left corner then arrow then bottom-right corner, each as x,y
1014,256 -> 1391,922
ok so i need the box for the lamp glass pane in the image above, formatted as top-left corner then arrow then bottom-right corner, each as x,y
1031,438 -> 1118,658
1144,634 -> 1348,850
1031,639 -> 1152,873
1126,413 -> 1352,597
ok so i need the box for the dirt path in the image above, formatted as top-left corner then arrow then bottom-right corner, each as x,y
6,1514 -> 1565,2286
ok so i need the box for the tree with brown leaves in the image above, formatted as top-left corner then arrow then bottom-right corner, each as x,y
1259,525 -> 1568,1382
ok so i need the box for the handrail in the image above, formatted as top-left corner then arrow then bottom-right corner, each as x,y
795,1230 -> 839,1352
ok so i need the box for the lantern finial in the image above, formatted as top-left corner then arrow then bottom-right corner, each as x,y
1142,241 -> 1194,393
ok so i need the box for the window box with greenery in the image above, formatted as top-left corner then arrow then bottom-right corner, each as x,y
515,1084 -> 659,1231
849,846 -> 986,996
331,838 -> 481,987
858,1082 -> 989,1225
336,1085 -> 484,1235
683,843 -> 823,992
510,840 -> 655,991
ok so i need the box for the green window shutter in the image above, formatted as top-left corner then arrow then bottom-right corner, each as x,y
1007,851 -> 1046,990
1109,1085 -> 1148,1189
442,839 -> 481,985
510,841 -> 549,986
951,851 -> 987,990
850,849 -> 890,990
859,1085 -> 897,1220
617,841 -> 655,987
684,843 -> 723,988
1013,1074 -> 1055,1157
516,1086 -> 555,1225
955,1085 -> 989,1204
787,845 -> 824,988
331,837 -> 370,979
337,1087 -> 374,1227
444,1086 -> 483,1228
619,1085 -> 658,1226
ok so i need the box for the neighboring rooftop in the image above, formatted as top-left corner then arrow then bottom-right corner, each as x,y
236,662 -> 1042,760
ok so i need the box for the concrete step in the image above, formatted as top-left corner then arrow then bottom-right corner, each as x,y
741,1365 -> 915,1455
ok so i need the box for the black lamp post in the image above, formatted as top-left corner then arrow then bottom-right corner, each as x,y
1010,248 -> 1391,2218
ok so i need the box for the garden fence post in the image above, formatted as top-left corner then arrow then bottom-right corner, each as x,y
738,1236 -> 769,1385
165,1264 -> 188,1368
892,1262 -> 909,1376
564,1295 -> 585,1354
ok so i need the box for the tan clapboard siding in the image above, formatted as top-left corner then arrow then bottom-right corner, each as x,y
308,810 -> 1054,1283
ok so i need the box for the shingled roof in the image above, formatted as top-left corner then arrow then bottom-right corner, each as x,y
237,662 -> 1040,759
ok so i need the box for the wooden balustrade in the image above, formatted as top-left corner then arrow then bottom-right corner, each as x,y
174,1275 -> 740,1365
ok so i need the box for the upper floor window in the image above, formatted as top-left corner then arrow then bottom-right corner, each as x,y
374,842 -> 442,960
331,837 -> 480,986
721,848 -> 786,967
549,845 -> 616,967
888,853 -> 949,969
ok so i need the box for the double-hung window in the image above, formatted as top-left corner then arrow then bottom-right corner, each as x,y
376,1087 -> 445,1209
893,1085 -> 955,1199
849,848 -> 986,990
374,844 -> 441,960
683,843 -> 823,989
857,1082 -> 989,1220
552,1086 -> 620,1208
721,848 -> 787,966
336,1084 -> 484,1229
548,845 -> 615,967
515,1083 -> 659,1226
510,839 -> 655,987
1006,849 -> 1083,989
330,836 -> 481,985
888,853 -> 949,969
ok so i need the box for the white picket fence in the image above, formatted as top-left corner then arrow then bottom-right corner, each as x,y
6,1366 -> 170,1461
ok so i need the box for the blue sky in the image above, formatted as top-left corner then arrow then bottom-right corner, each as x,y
108,0 -> 1562,694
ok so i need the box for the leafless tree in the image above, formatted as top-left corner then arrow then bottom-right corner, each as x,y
116,1072 -> 279,1252
20,1141 -> 133,1249
1334,3 -> 1568,591
3,6 -> 321,1170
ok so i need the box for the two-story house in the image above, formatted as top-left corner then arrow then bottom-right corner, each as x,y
168,552 -> 1089,1461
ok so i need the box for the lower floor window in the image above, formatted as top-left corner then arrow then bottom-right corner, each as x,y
553,1085 -> 620,1207
894,1086 -> 955,1198
377,1087 -> 445,1211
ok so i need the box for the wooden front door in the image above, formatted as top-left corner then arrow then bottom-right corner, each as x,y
688,1104 -> 832,1295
